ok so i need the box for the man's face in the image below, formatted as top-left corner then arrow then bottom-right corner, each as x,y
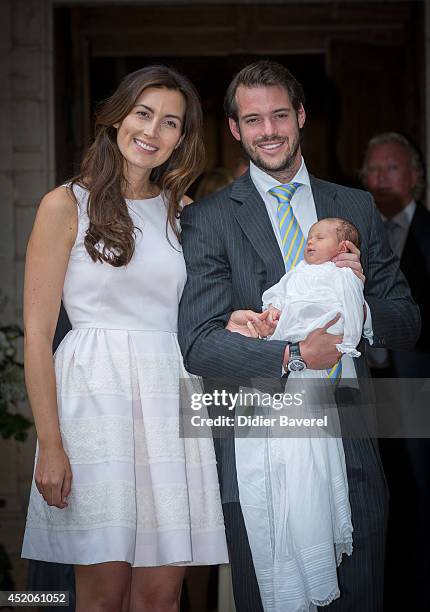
364,142 -> 418,217
229,85 -> 305,177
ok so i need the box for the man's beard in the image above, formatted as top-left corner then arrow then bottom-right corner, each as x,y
239,129 -> 301,174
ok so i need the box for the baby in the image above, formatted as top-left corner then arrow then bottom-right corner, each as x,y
264,217 -> 364,363
234,218 -> 364,612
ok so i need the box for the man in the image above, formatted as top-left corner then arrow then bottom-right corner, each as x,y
361,133 -> 430,609
178,62 -> 420,611
361,132 -> 430,375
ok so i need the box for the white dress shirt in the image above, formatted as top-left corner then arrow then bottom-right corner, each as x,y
249,158 -> 374,379
382,200 -> 416,258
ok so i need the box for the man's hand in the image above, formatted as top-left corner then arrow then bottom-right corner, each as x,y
284,314 -> 343,370
331,240 -> 365,282
227,309 -> 278,338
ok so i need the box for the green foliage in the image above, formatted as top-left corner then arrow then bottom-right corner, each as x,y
0,316 -> 34,593
0,325 -> 32,442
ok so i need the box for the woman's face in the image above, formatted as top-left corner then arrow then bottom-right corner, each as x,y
115,86 -> 186,180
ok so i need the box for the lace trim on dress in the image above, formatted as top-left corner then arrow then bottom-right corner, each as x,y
61,416 -> 134,464
27,481 -> 224,534
27,480 -> 136,530
187,486 -> 225,532
55,352 -> 181,399
59,414 -> 217,467
134,417 -> 183,464
136,484 -> 224,533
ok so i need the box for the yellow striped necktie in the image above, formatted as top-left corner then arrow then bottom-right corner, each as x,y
269,182 -> 305,271
269,182 -> 342,384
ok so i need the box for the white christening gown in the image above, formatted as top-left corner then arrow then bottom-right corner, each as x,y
235,261 -> 364,611
22,184 -> 228,567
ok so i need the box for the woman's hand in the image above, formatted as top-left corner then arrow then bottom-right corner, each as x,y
226,309 -> 278,338
35,444 -> 73,509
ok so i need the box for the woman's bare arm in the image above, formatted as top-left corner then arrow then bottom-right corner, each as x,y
24,186 -> 77,508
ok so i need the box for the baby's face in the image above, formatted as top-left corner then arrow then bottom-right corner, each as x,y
304,220 -> 341,264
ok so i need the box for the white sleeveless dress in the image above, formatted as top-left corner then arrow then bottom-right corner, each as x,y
22,185 -> 228,567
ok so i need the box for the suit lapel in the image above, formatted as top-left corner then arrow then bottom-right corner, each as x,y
231,172 -> 285,285
230,173 -> 338,286
310,175 -> 338,220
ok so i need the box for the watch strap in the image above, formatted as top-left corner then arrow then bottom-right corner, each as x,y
289,342 -> 301,359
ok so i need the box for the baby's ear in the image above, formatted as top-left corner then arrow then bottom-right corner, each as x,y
338,240 -> 349,253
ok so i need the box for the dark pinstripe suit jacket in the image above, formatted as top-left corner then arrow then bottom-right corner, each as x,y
178,170 -> 421,501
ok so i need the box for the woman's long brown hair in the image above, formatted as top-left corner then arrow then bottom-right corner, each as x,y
72,65 -> 205,266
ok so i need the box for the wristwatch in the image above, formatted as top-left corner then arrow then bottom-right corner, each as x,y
287,342 -> 307,372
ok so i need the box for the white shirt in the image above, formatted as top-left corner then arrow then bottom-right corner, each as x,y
249,158 -> 374,379
381,200 -> 416,258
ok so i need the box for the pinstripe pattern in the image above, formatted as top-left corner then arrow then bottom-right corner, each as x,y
178,170 -> 420,611
223,503 -> 264,611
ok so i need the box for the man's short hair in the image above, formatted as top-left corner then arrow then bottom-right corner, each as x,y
224,60 -> 305,122
324,218 -> 361,249
361,132 -> 425,201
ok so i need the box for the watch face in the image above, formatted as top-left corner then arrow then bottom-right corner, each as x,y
288,358 -> 306,372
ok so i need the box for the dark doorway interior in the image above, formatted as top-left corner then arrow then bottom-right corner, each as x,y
54,2 -> 424,191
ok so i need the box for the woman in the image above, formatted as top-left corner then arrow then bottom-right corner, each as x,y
22,65 -> 228,612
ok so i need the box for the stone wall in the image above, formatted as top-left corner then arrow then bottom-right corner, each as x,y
0,0 -> 53,589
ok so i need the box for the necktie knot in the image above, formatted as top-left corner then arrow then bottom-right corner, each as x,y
384,218 -> 400,231
269,182 -> 302,207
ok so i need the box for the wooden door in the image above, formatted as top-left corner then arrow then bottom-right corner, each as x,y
54,2 -> 423,187
327,41 -> 409,186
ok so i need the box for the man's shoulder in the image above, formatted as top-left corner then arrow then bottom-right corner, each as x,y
414,201 -> 430,224
184,174 -> 249,217
409,203 -> 430,251
310,176 -> 371,202
196,181 -> 236,207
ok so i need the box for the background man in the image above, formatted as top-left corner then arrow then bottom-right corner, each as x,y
362,132 -> 430,609
179,61 -> 420,611
361,132 -> 430,375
